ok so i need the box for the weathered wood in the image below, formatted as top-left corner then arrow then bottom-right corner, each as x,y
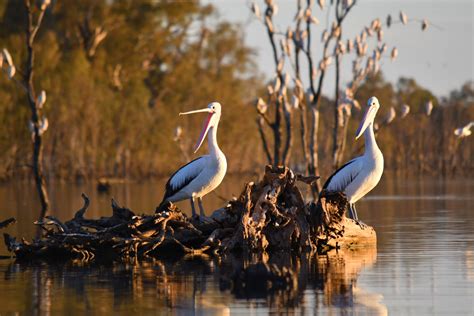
0,217 -> 16,229
3,165 -> 376,262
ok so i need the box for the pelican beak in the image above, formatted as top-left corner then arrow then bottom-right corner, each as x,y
355,104 -> 376,140
179,108 -> 215,153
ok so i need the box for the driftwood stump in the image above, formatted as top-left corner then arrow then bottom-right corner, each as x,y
2,165 -> 375,261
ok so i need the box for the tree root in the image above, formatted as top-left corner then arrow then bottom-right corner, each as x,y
2,165 -> 376,262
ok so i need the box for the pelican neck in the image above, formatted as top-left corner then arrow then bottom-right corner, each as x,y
364,123 -> 379,154
207,125 -> 221,155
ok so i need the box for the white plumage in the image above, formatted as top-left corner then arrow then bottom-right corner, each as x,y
400,104 -> 410,118
323,96 -> 384,221
454,122 -> 473,138
160,102 -> 227,216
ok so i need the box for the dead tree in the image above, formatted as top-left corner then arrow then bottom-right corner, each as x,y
252,1 -> 293,167
0,0 -> 51,220
250,0 -> 429,193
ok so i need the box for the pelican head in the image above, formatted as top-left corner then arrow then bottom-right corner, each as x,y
355,96 -> 380,139
180,102 -> 222,153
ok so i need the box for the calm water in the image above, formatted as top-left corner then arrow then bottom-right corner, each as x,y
0,175 -> 473,315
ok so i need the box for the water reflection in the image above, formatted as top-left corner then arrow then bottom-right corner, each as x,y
0,247 -> 382,314
1,177 -> 473,314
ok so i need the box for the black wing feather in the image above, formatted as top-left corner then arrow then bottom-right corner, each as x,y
160,156 -> 204,203
322,159 -> 357,190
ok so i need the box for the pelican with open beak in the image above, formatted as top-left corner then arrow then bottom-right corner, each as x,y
322,96 -> 384,223
160,102 -> 227,217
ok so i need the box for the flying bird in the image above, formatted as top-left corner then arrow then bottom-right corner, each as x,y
322,96 -> 384,222
454,122 -> 473,138
160,102 -> 227,217
399,11 -> 408,25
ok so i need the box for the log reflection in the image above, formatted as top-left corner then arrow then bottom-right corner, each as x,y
1,247 -> 384,314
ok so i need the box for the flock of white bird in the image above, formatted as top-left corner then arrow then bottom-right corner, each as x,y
1,23 -> 472,222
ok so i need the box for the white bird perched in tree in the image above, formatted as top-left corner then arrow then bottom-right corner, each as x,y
342,0 -> 353,10
7,65 -> 15,79
2,49 -> 15,79
291,94 -> 299,110
323,96 -> 384,223
305,89 -> 314,105
377,29 -> 384,42
321,30 -> 329,42
251,2 -> 261,19
294,9 -> 304,22
39,0 -> 51,10
269,3 -> 279,16
28,120 -> 34,133
365,26 -> 374,37
308,15 -> 320,25
265,16 -> 274,33
399,11 -> 408,25
160,102 -> 227,217
425,100 -> 433,116
2,48 -> 13,66
337,102 -> 352,125
28,121 -> 35,141
346,39 -> 354,53
39,117 -> 48,136
318,0 -> 325,10
37,90 -> 47,109
383,106 -> 396,124
256,97 -> 268,114
391,47 -> 398,61
454,122 -> 473,138
173,126 -> 183,142
400,104 -> 410,118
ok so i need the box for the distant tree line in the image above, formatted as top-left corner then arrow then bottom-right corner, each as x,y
0,0 -> 472,184
0,0 -> 263,181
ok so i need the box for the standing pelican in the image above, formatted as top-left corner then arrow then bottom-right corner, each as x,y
323,96 -> 384,221
160,102 -> 227,216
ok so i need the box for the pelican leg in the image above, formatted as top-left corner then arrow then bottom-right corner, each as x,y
348,204 -> 356,220
351,204 -> 368,228
198,197 -> 205,217
190,198 -> 197,217
352,204 -> 359,221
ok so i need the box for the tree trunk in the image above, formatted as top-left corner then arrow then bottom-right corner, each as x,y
25,0 -> 50,219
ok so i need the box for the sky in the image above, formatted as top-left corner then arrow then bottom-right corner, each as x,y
205,0 -> 473,98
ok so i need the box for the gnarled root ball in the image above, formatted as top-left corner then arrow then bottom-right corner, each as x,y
2,166 -> 375,261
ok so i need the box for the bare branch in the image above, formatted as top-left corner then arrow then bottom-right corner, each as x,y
256,117 -> 273,164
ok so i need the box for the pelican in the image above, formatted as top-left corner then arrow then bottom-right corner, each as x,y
322,96 -> 384,222
160,102 -> 227,217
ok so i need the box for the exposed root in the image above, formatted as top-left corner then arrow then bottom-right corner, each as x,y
2,165 -> 376,261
